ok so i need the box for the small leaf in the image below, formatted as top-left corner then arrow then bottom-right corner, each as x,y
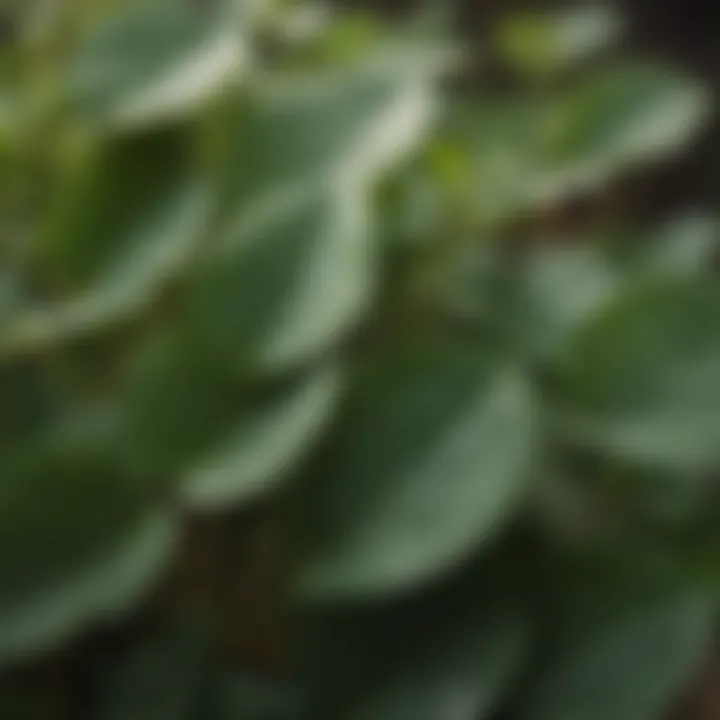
524,593 -> 714,720
297,339 -> 539,601
182,364 -> 342,511
499,5 -> 621,80
68,0 -> 248,130
458,96 -> 545,227
635,213 -> 719,280
563,280 -> 720,470
537,64 -> 710,198
188,187 -> 374,374
516,244 -> 622,361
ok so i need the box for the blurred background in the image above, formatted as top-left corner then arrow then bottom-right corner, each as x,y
1,1 -> 720,719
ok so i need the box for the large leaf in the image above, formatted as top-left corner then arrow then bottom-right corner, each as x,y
524,593 -> 714,720
182,364 -> 342,511
0,417 -> 177,660
296,339 -> 539,601
227,45 -> 442,209
187,187 -> 374,375
563,280 -> 720,470
68,0 -> 248,130
2,129 -> 210,357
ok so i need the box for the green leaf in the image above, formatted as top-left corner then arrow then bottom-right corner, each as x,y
68,0 -> 248,130
516,244 -> 622,361
182,364 -> 342,511
524,593 -> 714,720
188,187 -> 374,374
537,64 -> 710,198
499,5 -> 621,80
563,280 -> 720,470
0,426 -> 177,660
297,340 -> 539,601
349,609 -> 527,720
119,330 -> 241,482
634,213 -> 719,280
227,48 -> 440,208
2,129 -> 210,357
457,96 -> 545,227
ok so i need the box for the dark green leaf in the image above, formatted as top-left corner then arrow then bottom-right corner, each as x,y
119,330 -> 241,481
297,340 -> 539,601
2,129 -> 209,356
563,280 -> 720,469
538,64 -> 709,197
0,426 -> 177,659
349,608 -> 527,720
188,188 -> 374,374
182,364 -> 342,510
524,593 -> 714,720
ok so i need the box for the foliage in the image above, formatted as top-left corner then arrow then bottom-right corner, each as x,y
0,1 -> 718,717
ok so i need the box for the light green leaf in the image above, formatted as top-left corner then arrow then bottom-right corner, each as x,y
188,187 -> 374,374
297,340 -> 539,601
68,0 -> 248,130
524,593 -> 714,720
563,280 -> 720,469
350,609 -> 528,720
457,96 -> 545,227
182,364 -> 342,511
499,5 -> 621,80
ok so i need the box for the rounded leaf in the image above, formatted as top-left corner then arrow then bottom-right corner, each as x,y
524,593 -> 714,720
539,64 -> 710,195
564,280 -> 720,469
182,364 -> 342,511
68,0 -> 248,130
297,340 -> 539,601
188,187 -> 374,374
0,429 -> 177,660
2,129 -> 210,357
